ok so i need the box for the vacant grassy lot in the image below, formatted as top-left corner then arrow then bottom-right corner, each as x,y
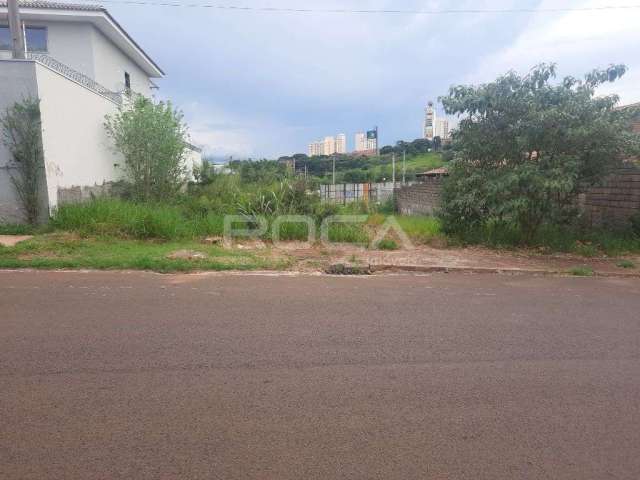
0,234 -> 286,273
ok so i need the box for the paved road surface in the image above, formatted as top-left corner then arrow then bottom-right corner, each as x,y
1,270 -> 640,479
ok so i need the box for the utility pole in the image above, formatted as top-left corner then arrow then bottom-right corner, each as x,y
402,149 -> 406,185
8,0 -> 26,59
332,154 -> 336,186
392,152 -> 396,188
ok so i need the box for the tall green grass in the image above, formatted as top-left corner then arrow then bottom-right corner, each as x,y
52,198 -> 224,240
395,216 -> 442,244
50,198 -> 372,245
450,220 -> 640,256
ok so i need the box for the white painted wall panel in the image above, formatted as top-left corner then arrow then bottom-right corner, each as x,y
34,62 -> 123,211
91,27 -> 151,97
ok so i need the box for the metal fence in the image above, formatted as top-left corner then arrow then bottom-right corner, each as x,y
319,182 -> 415,204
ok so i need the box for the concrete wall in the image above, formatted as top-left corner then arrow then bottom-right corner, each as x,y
34,61 -> 123,211
395,178 -> 444,215
0,60 -> 48,223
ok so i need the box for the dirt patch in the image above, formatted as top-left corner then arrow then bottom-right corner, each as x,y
0,235 -> 33,247
254,242 -> 640,277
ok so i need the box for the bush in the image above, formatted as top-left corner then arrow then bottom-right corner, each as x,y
0,97 -> 46,224
104,96 -> 189,201
376,239 -> 398,250
631,212 -> 640,237
440,63 -> 640,243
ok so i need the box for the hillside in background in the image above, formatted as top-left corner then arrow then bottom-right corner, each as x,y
295,152 -> 445,184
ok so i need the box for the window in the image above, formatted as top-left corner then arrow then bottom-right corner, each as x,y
0,26 -> 11,50
124,71 -> 131,93
0,25 -> 47,52
26,27 -> 47,52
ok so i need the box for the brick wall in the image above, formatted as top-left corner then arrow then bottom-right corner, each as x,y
578,166 -> 640,228
394,168 -> 640,229
395,177 -> 444,215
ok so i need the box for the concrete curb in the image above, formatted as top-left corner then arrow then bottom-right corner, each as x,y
368,264 -> 640,278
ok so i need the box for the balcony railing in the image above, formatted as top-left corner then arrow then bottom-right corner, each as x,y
27,53 -> 122,105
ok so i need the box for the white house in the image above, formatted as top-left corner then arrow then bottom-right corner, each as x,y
0,1 -> 202,223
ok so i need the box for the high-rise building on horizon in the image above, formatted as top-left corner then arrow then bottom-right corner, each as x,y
308,133 -> 346,156
423,101 -> 436,140
324,136 -> 336,155
366,129 -> 378,152
435,118 -> 449,139
354,132 -> 367,152
308,140 -> 324,157
336,133 -> 347,154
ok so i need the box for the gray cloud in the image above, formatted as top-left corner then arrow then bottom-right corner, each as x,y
110,0 -> 638,157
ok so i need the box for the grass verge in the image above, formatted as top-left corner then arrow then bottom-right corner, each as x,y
0,234 -> 289,273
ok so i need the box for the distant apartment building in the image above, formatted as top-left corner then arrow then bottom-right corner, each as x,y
308,140 -> 324,156
308,133 -> 346,156
423,101 -> 436,140
435,118 -> 449,139
354,132 -> 367,152
324,136 -> 336,155
367,130 -> 378,152
336,134 -> 347,154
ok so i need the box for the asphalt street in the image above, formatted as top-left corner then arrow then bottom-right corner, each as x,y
1,270 -> 639,479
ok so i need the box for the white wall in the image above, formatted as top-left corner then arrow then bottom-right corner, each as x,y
91,27 -> 151,97
0,22 -> 95,76
1,20 -> 152,96
183,147 -> 203,182
34,61 -> 123,211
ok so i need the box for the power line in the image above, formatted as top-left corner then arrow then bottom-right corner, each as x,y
62,0 -> 640,15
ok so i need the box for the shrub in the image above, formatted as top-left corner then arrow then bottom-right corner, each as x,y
617,259 -> 636,269
104,96 -> 189,201
568,266 -> 594,277
376,239 -> 398,250
631,212 -> 640,238
440,63 -> 640,243
0,97 -> 46,224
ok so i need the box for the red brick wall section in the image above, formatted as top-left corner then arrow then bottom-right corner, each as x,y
395,178 -> 444,215
579,166 -> 640,228
394,169 -> 640,229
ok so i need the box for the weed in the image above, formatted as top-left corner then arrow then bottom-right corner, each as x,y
568,265 -> 594,277
616,259 -> 636,269
376,239 -> 399,250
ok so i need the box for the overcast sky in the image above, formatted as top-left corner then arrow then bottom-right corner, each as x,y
105,0 -> 640,159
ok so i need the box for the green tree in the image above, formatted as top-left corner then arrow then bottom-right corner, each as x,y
0,97 -> 46,224
193,157 -> 217,185
104,96 -> 188,201
439,63 -> 640,242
